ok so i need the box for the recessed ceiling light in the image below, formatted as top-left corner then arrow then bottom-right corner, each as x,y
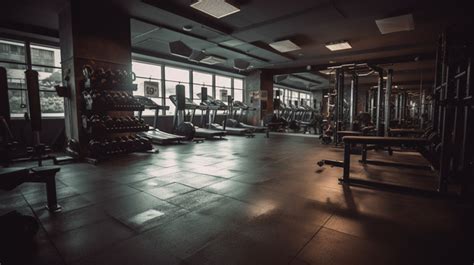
269,40 -> 301,53
325,41 -> 352,51
191,0 -> 240,19
182,25 -> 193,31
375,14 -> 414,35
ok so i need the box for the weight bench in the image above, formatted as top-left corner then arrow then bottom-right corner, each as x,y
335,130 -> 363,145
338,136 -> 447,194
0,166 -> 62,212
265,122 -> 284,138
389,129 -> 425,137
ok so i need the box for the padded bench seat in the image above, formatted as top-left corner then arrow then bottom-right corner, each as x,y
338,136 -> 445,193
0,167 -> 29,190
1,166 -> 62,212
343,136 -> 428,145
389,129 -> 425,137
335,131 -> 363,144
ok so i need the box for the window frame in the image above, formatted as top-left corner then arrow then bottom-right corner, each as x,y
1,38 -> 64,119
131,57 -> 246,117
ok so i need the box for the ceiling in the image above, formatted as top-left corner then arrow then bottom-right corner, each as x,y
1,0 -> 471,91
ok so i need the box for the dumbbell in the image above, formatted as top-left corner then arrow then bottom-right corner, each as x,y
113,137 -> 124,152
137,136 -> 152,151
103,116 -> 114,130
92,68 -> 106,85
131,117 -> 141,130
82,65 -> 93,79
114,69 -> 126,85
115,117 -> 126,130
89,140 -> 102,155
89,115 -> 103,128
125,136 -> 136,151
127,117 -> 137,129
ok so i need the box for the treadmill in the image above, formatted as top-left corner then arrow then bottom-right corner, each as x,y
169,95 -> 226,139
134,95 -> 186,144
197,93 -> 251,136
232,101 -> 267,133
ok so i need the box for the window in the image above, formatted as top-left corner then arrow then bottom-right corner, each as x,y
31,44 -> 60,68
131,60 -> 245,116
192,71 -> 212,101
31,44 -> 63,116
0,40 -> 25,61
165,66 -> 189,115
288,90 -> 300,106
1,62 -> 27,115
33,66 -> 64,114
132,61 -> 162,116
215,75 -> 231,101
233,78 -> 243,102
1,39 -> 63,117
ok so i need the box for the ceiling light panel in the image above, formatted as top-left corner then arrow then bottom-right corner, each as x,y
269,40 -> 301,53
375,14 -> 415,35
325,41 -> 352,51
191,0 -> 240,19
200,55 -> 227,65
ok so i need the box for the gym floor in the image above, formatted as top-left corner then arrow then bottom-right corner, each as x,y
1,134 -> 472,265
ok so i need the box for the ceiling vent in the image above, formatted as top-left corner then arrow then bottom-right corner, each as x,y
200,55 -> 227,65
188,50 -> 207,62
220,39 -> 246,47
190,0 -> 240,19
275,75 -> 290,83
375,14 -> 415,34
169,41 -> 193,58
233,59 -> 250,70
269,40 -> 301,53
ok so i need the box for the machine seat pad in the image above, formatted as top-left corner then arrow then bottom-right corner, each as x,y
0,167 -> 29,191
343,136 -> 429,146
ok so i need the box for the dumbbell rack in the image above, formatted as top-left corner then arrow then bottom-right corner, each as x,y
80,65 -> 157,164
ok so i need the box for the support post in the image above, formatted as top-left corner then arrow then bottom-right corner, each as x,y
365,89 -> 369,113
375,71 -> 384,136
370,88 -> 375,120
334,69 -> 340,143
394,94 -> 399,122
350,74 -> 358,130
398,93 -> 403,126
342,140 -> 351,181
361,144 -> 367,163
335,69 -> 344,144
420,88 -> 426,129
384,69 -> 393,136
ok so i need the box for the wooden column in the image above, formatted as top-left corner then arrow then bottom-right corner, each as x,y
244,70 -> 273,126
59,0 -> 131,156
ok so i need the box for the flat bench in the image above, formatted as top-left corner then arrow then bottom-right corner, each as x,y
389,129 -> 425,137
0,166 -> 62,212
336,131 -> 363,144
339,136 -> 445,193
265,122 -> 284,138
